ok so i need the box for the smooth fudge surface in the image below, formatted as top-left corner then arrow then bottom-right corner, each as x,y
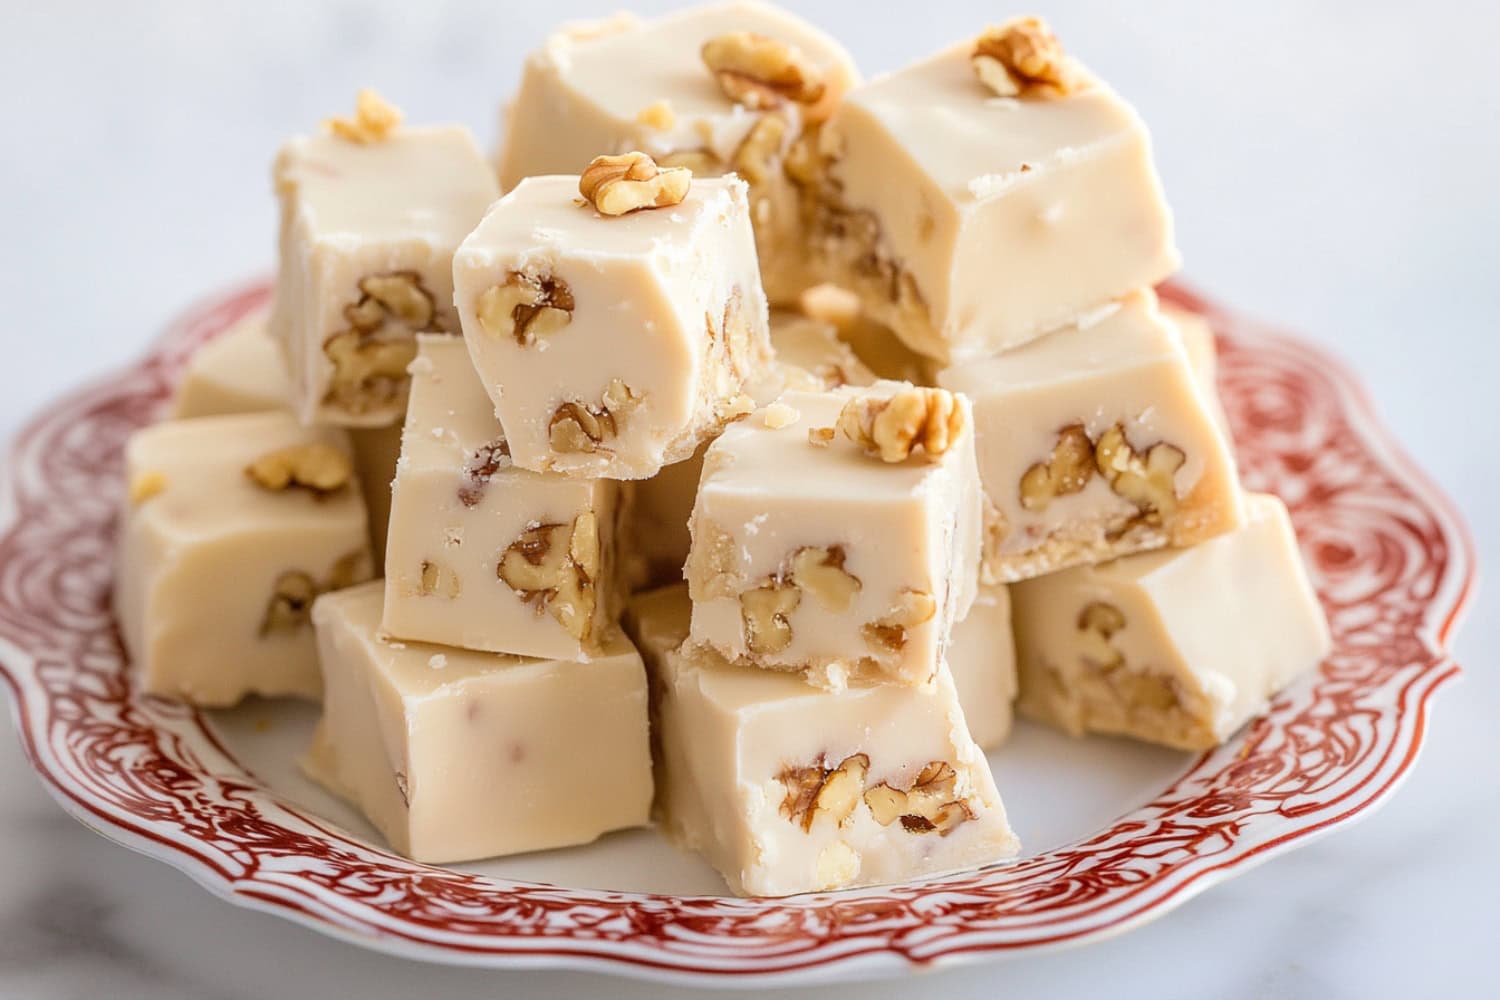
382,336 -> 619,659
171,310 -> 290,419
454,174 -> 773,480
946,584 -> 1018,750
685,385 -> 981,688
1011,494 -> 1331,751
1163,303 -> 1233,444
114,412 -> 373,706
625,584 -> 1018,896
271,122 -> 499,426
308,582 -> 653,863
938,290 -> 1243,583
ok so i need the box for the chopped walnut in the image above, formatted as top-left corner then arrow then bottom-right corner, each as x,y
731,113 -> 788,188
417,559 -> 462,599
788,545 -> 861,612
323,271 -> 438,415
323,89 -> 402,144
657,149 -> 723,176
476,272 -> 575,346
807,426 -> 835,447
1077,601 -> 1125,670
778,752 -> 869,832
971,17 -> 1079,98
1094,424 -> 1186,523
548,380 -> 641,455
129,471 -> 167,505
864,761 -> 974,835
245,443 -> 352,495
740,581 -> 801,655
259,570 -> 317,635
578,152 -> 691,216
1019,424 -> 1094,512
496,511 -> 599,642
457,439 -> 512,508
701,31 -> 826,109
634,100 -> 676,130
837,386 -> 966,463
861,589 -> 937,654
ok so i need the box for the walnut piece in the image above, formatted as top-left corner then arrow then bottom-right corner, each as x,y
1019,424 -> 1094,512
548,380 -> 641,455
245,443 -> 352,495
731,113 -> 788,188
457,438 -> 512,508
496,512 -> 600,642
323,271 -> 438,415
260,571 -> 317,635
807,426 -> 835,447
476,272 -> 574,346
657,149 -> 724,176
634,100 -> 676,130
417,559 -> 462,599
740,581 -> 801,655
861,589 -> 937,654
701,31 -> 826,109
578,152 -> 691,216
971,17 -> 1079,98
836,386 -> 965,463
778,752 -> 869,832
1094,424 -> 1186,523
788,545 -> 861,612
129,471 -> 167,505
1077,601 -> 1125,670
323,89 -> 402,144
864,761 -> 974,835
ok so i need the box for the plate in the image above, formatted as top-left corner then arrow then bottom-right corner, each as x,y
0,279 -> 1474,986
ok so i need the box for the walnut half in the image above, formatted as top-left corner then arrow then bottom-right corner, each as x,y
701,31 -> 826,109
864,761 -> 974,835
778,752 -> 869,832
971,17 -> 1079,98
836,386 -> 966,463
323,89 -> 402,144
578,152 -> 690,216
322,271 -> 439,416
496,511 -> 600,642
476,272 -> 574,346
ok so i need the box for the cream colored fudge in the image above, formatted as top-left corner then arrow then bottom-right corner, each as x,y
938,291 -> 1243,583
307,582 -> 652,863
1163,303 -> 1233,443
625,585 -> 1018,896
946,584 -> 1017,750
271,93 -> 500,427
453,170 -> 773,480
381,336 -> 619,659
349,423 -> 402,566
685,384 -> 981,688
497,1 -> 860,303
171,311 -> 291,418
113,412 -> 374,706
798,284 -> 935,385
764,308 -> 876,391
803,20 -> 1178,363
1012,494 -> 1331,751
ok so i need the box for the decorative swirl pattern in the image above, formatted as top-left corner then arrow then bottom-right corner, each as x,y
0,280 -> 1474,985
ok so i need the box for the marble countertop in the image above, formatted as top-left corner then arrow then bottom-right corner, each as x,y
2,1 -> 1495,996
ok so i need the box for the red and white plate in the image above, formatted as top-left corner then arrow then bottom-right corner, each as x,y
0,280 -> 1474,986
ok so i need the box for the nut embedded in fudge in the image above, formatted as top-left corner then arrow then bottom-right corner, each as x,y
306,582 -> 653,864
113,411 -> 374,706
453,168 -> 775,480
800,19 -> 1178,363
938,290 -> 1244,583
624,584 -> 1018,896
496,1 -> 860,304
270,91 -> 500,427
684,383 -> 982,688
380,336 -> 619,660
1011,494 -> 1331,751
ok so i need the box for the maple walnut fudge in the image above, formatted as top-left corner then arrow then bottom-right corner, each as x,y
1163,303 -> 1233,444
171,310 -> 290,419
1012,494 -> 1331,751
382,336 -> 619,660
271,92 -> 500,426
453,169 -> 774,480
307,582 -> 652,864
802,19 -> 1178,363
113,412 -> 374,706
946,584 -> 1018,750
497,1 -> 860,303
938,291 -> 1243,583
685,384 -> 981,688
625,585 -> 1018,896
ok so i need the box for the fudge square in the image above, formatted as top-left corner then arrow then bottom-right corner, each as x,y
454,167 -> 775,480
497,1 -> 860,304
113,412 -> 374,706
382,336 -> 619,660
804,18 -> 1177,363
947,583 -> 1018,750
624,585 -> 1018,896
1163,302 -> 1233,444
171,310 -> 290,419
1011,494 -> 1331,751
307,582 -> 652,863
685,383 -> 982,688
271,91 -> 499,427
938,290 -> 1243,583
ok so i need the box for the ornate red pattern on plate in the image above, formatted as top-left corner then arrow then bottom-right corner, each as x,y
0,280 -> 1474,984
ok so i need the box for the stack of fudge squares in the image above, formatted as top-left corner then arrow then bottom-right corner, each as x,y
111,2 -> 1334,896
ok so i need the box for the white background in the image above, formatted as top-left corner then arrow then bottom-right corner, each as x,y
1,1 -> 1496,996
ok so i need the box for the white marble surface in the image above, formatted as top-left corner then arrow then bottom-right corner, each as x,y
1,1 -> 1496,996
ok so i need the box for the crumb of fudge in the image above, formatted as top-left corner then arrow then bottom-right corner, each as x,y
548,380 -> 641,455
740,580 -> 801,654
718,392 -> 756,423
128,470 -> 168,505
417,558 -> 462,599
259,570 -> 318,635
496,511 -> 599,642
860,589 -> 936,654
323,88 -> 403,144
1077,601 -> 1126,670
245,443 -> 353,495
807,426 -> 835,447
323,271 -> 438,415
701,31 -> 826,110
762,401 -> 800,429
427,653 -> 448,670
778,752 -> 869,832
864,761 -> 974,835
1019,424 -> 1095,512
457,438 -> 512,508
634,100 -> 677,130
578,151 -> 691,216
836,386 -> 965,463
971,17 -> 1079,98
476,272 -> 575,347
1094,423 -> 1185,524
815,841 -> 859,889
788,545 -> 860,612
